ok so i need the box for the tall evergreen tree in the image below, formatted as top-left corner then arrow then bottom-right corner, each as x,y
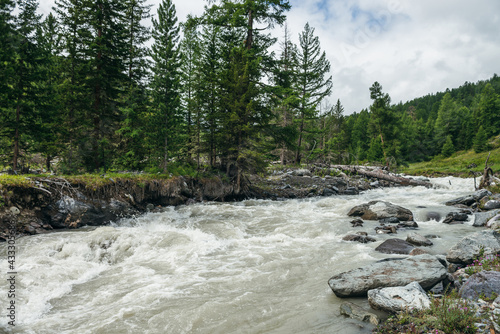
294,22 -> 332,164
10,0 -> 43,171
477,83 -> 500,137
150,0 -> 182,171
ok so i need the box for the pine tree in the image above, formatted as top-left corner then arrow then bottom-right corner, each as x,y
10,0 -> 43,171
0,0 -> 16,166
441,135 -> 454,157
180,18 -> 201,164
150,0 -> 182,171
294,22 -> 332,164
115,0 -> 152,169
473,126 -> 488,153
477,83 -> 500,137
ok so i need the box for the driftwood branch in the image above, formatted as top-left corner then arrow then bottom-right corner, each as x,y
479,152 -> 494,189
330,165 -> 434,188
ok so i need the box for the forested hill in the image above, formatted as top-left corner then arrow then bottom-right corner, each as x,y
1,0 -> 499,182
341,74 -> 500,166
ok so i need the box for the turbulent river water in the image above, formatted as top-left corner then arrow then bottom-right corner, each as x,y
0,177 -> 482,334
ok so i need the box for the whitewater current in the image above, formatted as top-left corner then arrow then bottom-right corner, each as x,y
0,177 -> 480,334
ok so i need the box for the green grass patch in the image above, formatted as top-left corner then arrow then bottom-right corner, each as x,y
403,147 -> 500,176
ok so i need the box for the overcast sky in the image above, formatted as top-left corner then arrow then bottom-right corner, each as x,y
38,0 -> 500,114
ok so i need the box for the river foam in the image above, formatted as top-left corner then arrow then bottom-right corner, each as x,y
0,177 -> 479,333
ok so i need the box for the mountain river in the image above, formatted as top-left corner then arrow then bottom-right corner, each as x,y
0,177 -> 481,334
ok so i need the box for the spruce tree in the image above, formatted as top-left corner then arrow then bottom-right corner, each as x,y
441,135 -> 454,157
473,126 -> 488,153
150,0 -> 182,171
294,22 -> 332,164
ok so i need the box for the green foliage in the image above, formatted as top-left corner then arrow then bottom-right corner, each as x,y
464,252 -> 500,275
375,290 -> 481,334
441,135 -> 455,157
473,126 -> 489,153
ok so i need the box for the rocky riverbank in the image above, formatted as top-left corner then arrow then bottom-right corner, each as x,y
0,166 -> 425,240
326,189 -> 500,333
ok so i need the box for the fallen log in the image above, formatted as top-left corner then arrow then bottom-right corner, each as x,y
330,165 -> 434,188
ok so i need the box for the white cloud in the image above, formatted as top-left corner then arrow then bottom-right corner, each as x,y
38,0 -> 500,114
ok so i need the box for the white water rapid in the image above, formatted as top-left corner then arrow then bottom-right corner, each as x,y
0,177 -> 480,334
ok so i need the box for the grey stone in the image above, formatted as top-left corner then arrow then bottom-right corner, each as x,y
425,211 -> 441,222
368,282 -> 431,313
442,212 -> 469,224
342,234 -> 376,243
339,302 -> 379,326
323,188 -> 336,196
446,230 -> 500,264
146,203 -> 155,211
344,187 -> 359,195
375,238 -> 415,255
398,221 -> 419,228
328,254 -> 447,297
409,248 -> 429,256
459,271 -> 500,301
9,206 -> 20,215
406,232 -> 433,247
379,217 -> 400,224
487,214 -> 500,228
473,210 -> 500,227
348,201 -> 414,221
445,189 -> 491,206
485,200 -> 500,210
350,218 -> 364,227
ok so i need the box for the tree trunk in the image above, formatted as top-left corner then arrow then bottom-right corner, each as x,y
331,165 -> 434,188
13,104 -> 20,171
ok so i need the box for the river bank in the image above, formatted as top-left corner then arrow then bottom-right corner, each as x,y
0,166 -> 427,240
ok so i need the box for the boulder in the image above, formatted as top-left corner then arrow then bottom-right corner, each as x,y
397,221 -> 419,229
343,187 -> 359,195
446,230 -> 500,265
442,212 -> 469,224
473,210 -> 500,227
484,200 -> 500,210
406,232 -> 433,247
342,234 -> 376,243
339,302 -> 379,326
459,271 -> 500,301
368,282 -> 431,313
347,201 -> 414,221
375,238 -> 415,254
328,254 -> 447,297
425,211 -> 441,222
445,189 -> 491,207
487,214 -> 500,229
350,218 -> 364,227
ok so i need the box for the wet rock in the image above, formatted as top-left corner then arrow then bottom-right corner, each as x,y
339,302 -> 379,326
368,282 -> 431,313
425,211 -> 441,222
146,203 -> 155,211
379,217 -> 400,224
342,234 -> 376,243
375,238 -> 414,254
322,188 -> 337,196
350,218 -> 364,227
446,230 -> 500,265
460,271 -> 500,301
445,189 -> 491,207
375,226 -> 398,234
473,210 -> 500,227
397,221 -> 419,229
343,187 -> 359,195
442,212 -> 469,224
484,200 -> 500,210
328,254 -> 447,297
348,201 -> 414,221
409,248 -> 429,256
487,214 -> 500,229
406,232 -> 433,247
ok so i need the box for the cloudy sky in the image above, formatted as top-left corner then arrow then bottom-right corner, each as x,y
38,0 -> 500,114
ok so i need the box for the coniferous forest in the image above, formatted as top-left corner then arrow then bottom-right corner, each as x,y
1,0 -> 500,182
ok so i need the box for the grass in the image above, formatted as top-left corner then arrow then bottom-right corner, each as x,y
374,290 -> 482,334
402,147 -> 500,176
